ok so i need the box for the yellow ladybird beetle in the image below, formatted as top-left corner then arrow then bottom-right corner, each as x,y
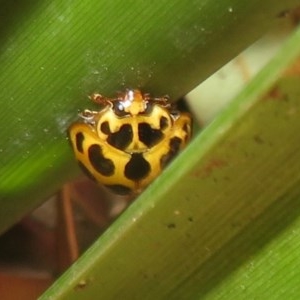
68,89 -> 192,195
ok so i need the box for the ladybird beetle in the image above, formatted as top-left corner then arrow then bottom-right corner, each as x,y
68,89 -> 192,195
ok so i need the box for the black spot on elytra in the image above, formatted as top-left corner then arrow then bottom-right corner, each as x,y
160,137 -> 182,168
77,161 -> 97,182
100,121 -> 110,135
160,116 -> 169,130
88,144 -> 114,176
75,132 -> 85,153
138,123 -> 164,148
125,153 -> 150,180
105,184 -> 132,195
106,124 -> 133,150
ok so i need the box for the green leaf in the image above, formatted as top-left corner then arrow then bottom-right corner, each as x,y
1,0 -> 296,233
40,22 -> 300,299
